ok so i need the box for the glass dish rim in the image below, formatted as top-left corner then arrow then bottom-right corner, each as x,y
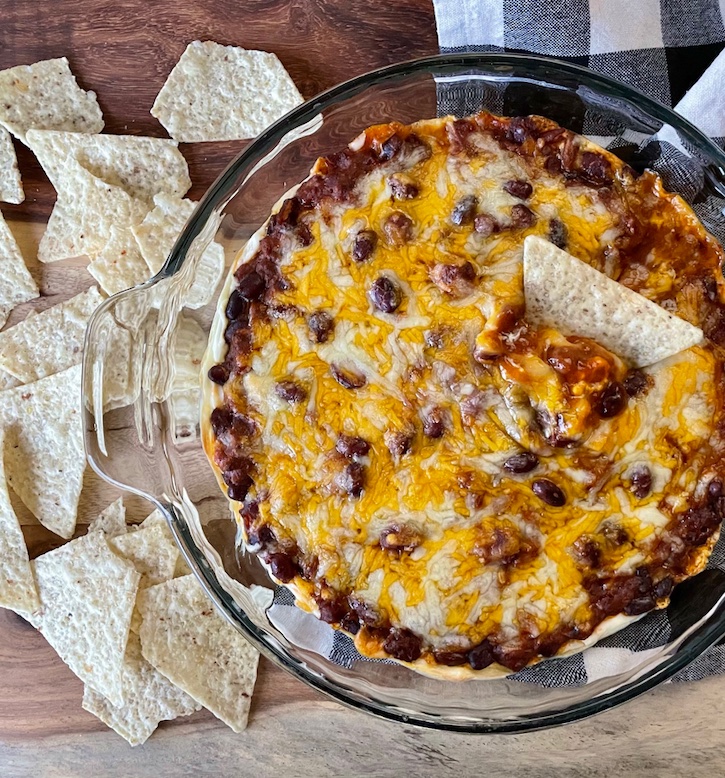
120,52 -> 725,733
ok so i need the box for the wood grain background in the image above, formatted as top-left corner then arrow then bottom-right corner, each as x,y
0,0 -> 438,222
3,3 -> 725,776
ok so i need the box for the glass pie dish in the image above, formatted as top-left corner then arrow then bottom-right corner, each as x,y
82,53 -> 725,733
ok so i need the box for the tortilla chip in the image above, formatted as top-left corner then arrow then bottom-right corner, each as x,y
0,364 -> 85,538
0,213 -> 39,328
35,160 -> 148,264
88,497 -> 127,538
137,509 -> 192,577
0,57 -> 103,144
0,127 -> 23,204
0,286 -> 103,383
132,193 -> 225,308
138,575 -> 259,732
151,40 -> 303,142
0,371 -> 19,391
88,225 -> 151,295
26,129 -> 190,205
0,427 -> 39,613
82,631 -> 200,746
523,235 -> 705,367
132,193 -> 195,274
109,524 -> 179,589
27,530 -> 140,706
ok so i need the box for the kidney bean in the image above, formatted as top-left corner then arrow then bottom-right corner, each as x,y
709,478 -> 724,501
548,218 -> 568,249
473,213 -> 499,237
595,382 -> 627,418
676,502 -> 723,546
507,116 -> 536,145
267,552 -> 298,583
623,369 -> 650,397
450,195 -> 478,226
468,639 -> 495,670
503,179 -> 533,199
378,133 -> 402,161
388,174 -> 419,200
502,451 -> 539,474
225,289 -> 250,322
275,380 -> 307,403
579,151 -> 613,187
383,212 -> 413,245
221,455 -> 254,486
430,261 -> 476,297
227,476 -> 253,502
330,363 -> 366,389
423,407 -> 445,439
383,628 -> 422,662
316,596 -> 348,624
654,577 -> 674,600
336,435 -> 370,459
308,310 -> 334,343
380,523 -> 423,552
349,598 -> 385,628
572,536 -> 602,567
340,611 -> 360,635
385,430 -> 413,457
207,364 -> 229,385
237,269 -> 266,301
629,465 -> 652,499
624,594 -> 656,616
545,155 -> 563,175
532,478 -> 566,507
335,461 -> 365,497
432,650 -> 467,667
369,275 -> 403,313
352,229 -> 377,262
510,204 -> 536,229
210,407 -> 233,436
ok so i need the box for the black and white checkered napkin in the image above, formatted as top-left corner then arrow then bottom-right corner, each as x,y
268,4 -> 725,686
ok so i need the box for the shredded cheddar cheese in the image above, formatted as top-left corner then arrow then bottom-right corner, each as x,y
202,113 -> 725,675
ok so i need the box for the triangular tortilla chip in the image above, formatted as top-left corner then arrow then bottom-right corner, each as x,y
138,575 -> 259,733
0,364 -> 85,538
137,509 -> 191,577
0,57 -> 103,143
0,127 -> 23,204
82,631 -> 200,746
88,225 -> 151,295
26,129 -> 190,205
151,40 -> 303,142
523,235 -> 704,367
131,193 -> 225,308
0,286 -> 103,383
34,160 -> 148,264
132,193 -> 196,274
109,524 -> 180,590
0,427 -> 39,613
0,214 -> 38,328
27,529 -> 140,706
88,497 -> 127,538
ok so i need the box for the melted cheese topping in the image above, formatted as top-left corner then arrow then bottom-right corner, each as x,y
202,115 -> 724,670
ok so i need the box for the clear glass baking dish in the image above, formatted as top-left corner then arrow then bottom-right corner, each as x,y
82,53 -> 725,733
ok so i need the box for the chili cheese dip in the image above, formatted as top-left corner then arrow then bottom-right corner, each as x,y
201,112 -> 725,676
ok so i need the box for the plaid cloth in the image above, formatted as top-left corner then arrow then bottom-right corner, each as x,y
434,0 -> 725,132
267,3 -> 725,689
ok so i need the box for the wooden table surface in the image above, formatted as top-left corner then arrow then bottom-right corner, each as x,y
1,2 -> 725,776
